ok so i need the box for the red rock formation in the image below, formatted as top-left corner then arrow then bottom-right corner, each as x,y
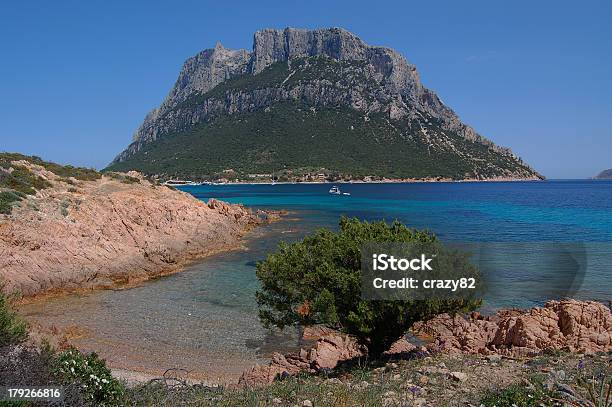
240,300 -> 611,386
239,332 -> 421,386
418,300 -> 612,356
239,333 -> 366,387
0,162 -> 267,297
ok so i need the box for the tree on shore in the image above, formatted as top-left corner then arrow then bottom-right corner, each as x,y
256,217 -> 482,356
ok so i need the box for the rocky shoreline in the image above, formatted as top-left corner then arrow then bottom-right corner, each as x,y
0,160 -> 277,299
239,299 -> 611,387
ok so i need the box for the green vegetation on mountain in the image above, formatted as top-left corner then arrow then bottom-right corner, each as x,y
106,101 -> 534,181
176,57 -> 374,112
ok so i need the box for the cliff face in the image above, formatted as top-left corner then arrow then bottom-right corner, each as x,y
110,27 -> 542,181
0,157 -> 266,297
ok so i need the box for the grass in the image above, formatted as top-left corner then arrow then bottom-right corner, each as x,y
0,165 -> 51,196
105,171 -> 141,184
124,372 -> 395,406
0,286 -> 27,346
0,152 -> 100,181
480,374 -> 557,407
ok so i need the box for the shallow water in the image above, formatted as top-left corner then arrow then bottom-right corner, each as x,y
20,180 -> 612,381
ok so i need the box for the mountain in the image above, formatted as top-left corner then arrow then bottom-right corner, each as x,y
107,27 -> 542,182
594,169 -> 612,179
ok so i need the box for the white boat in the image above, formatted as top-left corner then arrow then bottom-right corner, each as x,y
329,186 -> 350,195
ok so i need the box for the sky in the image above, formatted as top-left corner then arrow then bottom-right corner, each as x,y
0,0 -> 610,178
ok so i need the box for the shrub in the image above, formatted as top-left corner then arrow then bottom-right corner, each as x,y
0,190 -> 23,215
54,348 -> 124,406
0,287 -> 27,346
0,165 -> 51,196
256,217 -> 481,356
60,199 -> 70,217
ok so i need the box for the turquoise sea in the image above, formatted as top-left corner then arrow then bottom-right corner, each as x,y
20,180 -> 612,380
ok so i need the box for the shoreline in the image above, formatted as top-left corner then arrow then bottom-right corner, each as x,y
15,238 -> 250,305
0,158 -> 285,300
175,177 -> 546,186
14,206 -> 288,304
17,213 -> 294,387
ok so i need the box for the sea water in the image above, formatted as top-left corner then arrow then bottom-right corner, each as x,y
20,180 -> 612,380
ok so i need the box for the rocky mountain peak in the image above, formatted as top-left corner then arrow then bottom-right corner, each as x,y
250,27 -> 369,73
133,27 -> 434,143
111,27 -> 542,181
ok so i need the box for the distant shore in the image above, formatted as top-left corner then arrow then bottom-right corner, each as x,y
174,176 -> 545,186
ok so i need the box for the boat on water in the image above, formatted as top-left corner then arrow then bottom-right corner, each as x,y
329,186 -> 351,196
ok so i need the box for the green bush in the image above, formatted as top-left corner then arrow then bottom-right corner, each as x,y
0,165 -> 51,195
54,348 -> 124,406
256,217 -> 481,356
0,287 -> 27,346
0,190 -> 23,215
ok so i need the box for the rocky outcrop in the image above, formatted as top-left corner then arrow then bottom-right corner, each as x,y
239,333 -> 366,387
239,300 -> 611,386
134,42 -> 251,145
417,300 -> 612,357
0,161 -> 267,297
238,330 -> 422,387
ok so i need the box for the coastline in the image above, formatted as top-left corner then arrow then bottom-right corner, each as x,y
175,176 -> 546,186
10,177 -> 611,390
14,238 -> 250,306
0,160 -> 281,300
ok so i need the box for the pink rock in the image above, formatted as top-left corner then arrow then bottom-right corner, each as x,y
420,300 -> 611,357
0,163 -> 267,298
239,333 -> 365,386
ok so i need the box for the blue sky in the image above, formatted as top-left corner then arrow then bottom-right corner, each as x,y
0,0 -> 610,178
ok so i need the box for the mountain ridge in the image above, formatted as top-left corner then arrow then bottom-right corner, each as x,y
109,27 -> 543,182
